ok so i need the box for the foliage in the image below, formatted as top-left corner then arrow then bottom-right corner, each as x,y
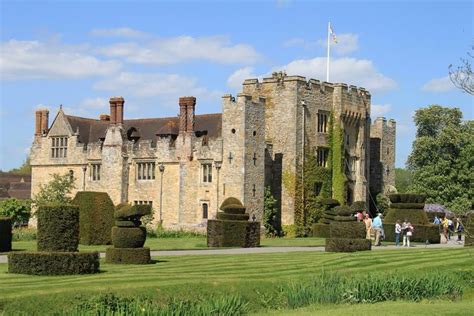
329,117 -> 346,204
0,198 -> 31,226
383,223 -> 440,244
37,204 -> 79,252
384,209 -> 429,225
263,186 -> 282,237
449,45 -> 474,95
105,247 -> 151,264
282,224 -> 297,238
8,156 -> 32,175
388,193 -> 426,203
207,220 -> 260,247
329,222 -> 366,239
12,227 -> 37,241
375,194 -> 391,215
407,106 -> 473,215
395,168 -> 413,193
73,192 -> 114,245
152,226 -> 206,238
112,227 -> 146,248
8,252 -> 100,275
33,173 -> 76,206
0,217 -> 12,252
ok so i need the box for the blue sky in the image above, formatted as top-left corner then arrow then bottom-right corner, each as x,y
1,0 -> 472,170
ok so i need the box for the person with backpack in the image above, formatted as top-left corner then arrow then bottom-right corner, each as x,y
456,218 -> 463,243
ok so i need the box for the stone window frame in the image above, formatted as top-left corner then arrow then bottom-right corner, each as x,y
201,162 -> 213,183
90,163 -> 101,181
134,200 -> 153,206
316,147 -> 329,167
136,161 -> 156,181
317,111 -> 329,133
51,136 -> 68,158
201,201 -> 209,219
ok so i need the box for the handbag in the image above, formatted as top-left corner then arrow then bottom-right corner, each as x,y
407,231 -> 412,237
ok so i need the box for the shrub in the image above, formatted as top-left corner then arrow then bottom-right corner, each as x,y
331,205 -> 354,217
0,198 -> 31,226
325,238 -> 371,252
111,226 -> 146,248
37,204 -> 79,252
207,220 -> 260,247
350,201 -> 366,212
115,204 -> 152,220
390,203 -> 425,209
282,224 -> 297,238
263,186 -> 282,237
8,252 -> 100,275
312,223 -> 330,238
426,211 -> 446,222
153,227 -> 206,238
329,222 -> 366,239
375,194 -> 391,215
72,191 -> 114,245
384,208 -> 429,225
33,173 -> 76,206
383,223 -> 440,243
0,217 -> 12,252
12,227 -> 37,241
320,198 -> 340,208
322,214 -> 355,222
388,194 -> 426,204
216,212 -> 250,221
115,220 -> 136,227
105,247 -> 151,264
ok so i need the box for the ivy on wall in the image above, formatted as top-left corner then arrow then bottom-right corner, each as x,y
329,114 -> 346,204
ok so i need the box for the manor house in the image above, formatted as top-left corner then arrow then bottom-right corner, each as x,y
30,73 -> 395,229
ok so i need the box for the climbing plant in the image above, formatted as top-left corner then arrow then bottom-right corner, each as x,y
263,187 -> 283,237
329,114 -> 346,204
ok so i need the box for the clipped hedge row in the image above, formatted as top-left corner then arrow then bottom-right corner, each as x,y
320,198 -> 340,208
0,217 -> 12,252
383,223 -> 440,244
329,222 -> 366,239
332,205 -> 353,216
111,226 -> 146,248
426,211 -> 446,223
312,223 -> 330,238
325,238 -> 371,252
388,194 -> 426,204
114,204 -> 152,219
207,220 -> 260,247
37,204 -> 79,252
105,247 -> 151,264
322,214 -> 355,222
8,252 -> 100,275
384,209 -> 429,225
216,212 -> 250,221
390,203 -> 425,210
72,191 -> 114,245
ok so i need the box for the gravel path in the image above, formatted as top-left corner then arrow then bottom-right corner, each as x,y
0,242 -> 464,264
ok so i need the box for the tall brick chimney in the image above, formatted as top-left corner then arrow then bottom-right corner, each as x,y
179,96 -> 196,133
109,96 -> 124,124
35,109 -> 49,136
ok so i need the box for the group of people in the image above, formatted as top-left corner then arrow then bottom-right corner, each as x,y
433,215 -> 463,244
356,211 -> 415,247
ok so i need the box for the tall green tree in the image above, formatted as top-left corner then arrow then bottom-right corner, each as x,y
407,105 -> 473,214
33,173 -> 76,206
395,168 -> 413,193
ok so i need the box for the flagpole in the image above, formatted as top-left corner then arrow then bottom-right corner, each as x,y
326,21 -> 330,82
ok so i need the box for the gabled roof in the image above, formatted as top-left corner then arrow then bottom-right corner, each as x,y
64,113 -> 222,144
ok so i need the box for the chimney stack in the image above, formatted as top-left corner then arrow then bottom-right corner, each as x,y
99,114 -> 110,121
35,109 -> 49,136
109,96 -> 124,124
179,96 -> 196,133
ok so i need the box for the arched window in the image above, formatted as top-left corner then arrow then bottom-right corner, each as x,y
202,203 -> 208,219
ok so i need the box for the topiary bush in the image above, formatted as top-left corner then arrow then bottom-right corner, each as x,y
0,217 -> 12,252
111,226 -> 146,248
388,194 -> 426,204
383,223 -> 440,243
37,204 -> 79,252
320,198 -> 340,208
312,223 -> 330,238
325,238 -> 371,252
329,222 -> 366,239
207,220 -> 260,247
72,191 -> 115,245
216,213 -> 250,221
350,201 -> 366,212
105,247 -> 151,264
332,205 -> 354,216
8,252 -> 100,275
390,203 -> 425,209
384,209 -> 429,225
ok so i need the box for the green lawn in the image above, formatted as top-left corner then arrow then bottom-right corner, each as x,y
1,247 -> 473,315
4,236 -> 326,253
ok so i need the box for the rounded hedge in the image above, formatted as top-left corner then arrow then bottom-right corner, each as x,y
220,197 -> 244,209
115,204 -> 152,220
8,252 -> 99,275
112,226 -> 146,248
207,220 -> 260,247
322,214 -> 355,222
312,223 -> 330,238
390,203 -> 425,210
0,217 -> 12,252
72,191 -> 115,245
329,222 -> 366,239
37,204 -> 79,252
105,247 -> 151,264
384,208 -> 429,225
216,212 -> 249,221
320,198 -> 340,208
115,220 -> 137,227
332,205 -> 353,216
325,238 -> 371,252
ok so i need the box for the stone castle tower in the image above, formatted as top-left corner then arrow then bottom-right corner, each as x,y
30,72 -> 395,229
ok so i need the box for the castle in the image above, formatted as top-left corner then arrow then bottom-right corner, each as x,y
30,72 -> 395,229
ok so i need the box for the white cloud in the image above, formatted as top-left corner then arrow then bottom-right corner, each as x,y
78,97 -> 109,109
97,36 -> 261,65
93,72 -> 221,101
285,33 -> 359,55
422,76 -> 455,93
0,40 -> 121,80
371,104 -> 392,118
227,67 -> 257,89
276,57 -> 397,92
90,27 -> 149,39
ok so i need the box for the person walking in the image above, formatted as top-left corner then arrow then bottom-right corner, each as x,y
404,222 -> 414,247
456,218 -> 463,244
364,213 -> 372,240
372,213 -> 383,246
441,216 -> 449,243
401,219 -> 409,247
395,220 -> 402,246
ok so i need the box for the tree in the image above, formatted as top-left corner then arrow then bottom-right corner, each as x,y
395,168 -> 413,193
449,46 -> 474,95
8,156 -> 32,175
375,194 -> 390,215
33,173 -> 76,206
0,198 -> 31,226
407,105 -> 473,214
263,186 -> 282,237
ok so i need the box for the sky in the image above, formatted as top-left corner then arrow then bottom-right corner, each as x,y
0,0 -> 472,170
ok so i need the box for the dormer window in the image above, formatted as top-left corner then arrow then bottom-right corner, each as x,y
51,136 -> 68,158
